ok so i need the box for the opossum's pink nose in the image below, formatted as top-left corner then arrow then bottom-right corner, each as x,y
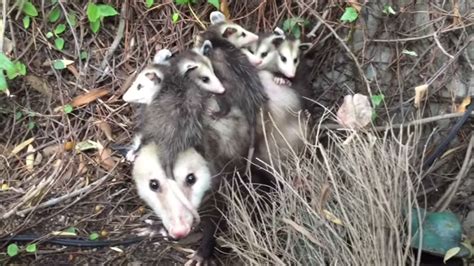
254,59 -> 262,66
169,225 -> 191,239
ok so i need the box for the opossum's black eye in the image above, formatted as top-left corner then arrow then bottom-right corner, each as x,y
241,32 -> 246,37
294,58 -> 298,64
261,51 -> 268,58
185,174 -> 196,186
200,76 -> 210,83
137,84 -> 143,91
247,48 -> 254,54
149,179 -> 160,191
280,55 -> 287,63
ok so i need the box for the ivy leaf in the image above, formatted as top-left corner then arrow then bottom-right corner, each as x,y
63,104 -> 73,114
7,243 -> 19,257
55,38 -> 65,50
23,16 -> 31,29
28,121 -> 36,130
65,227 -> 77,234
54,24 -> 67,35
146,0 -> 154,8
90,20 -> 100,33
89,232 -> 99,240
175,0 -> 191,5
6,62 -> 26,79
172,12 -> 180,24
340,7 -> 358,23
207,0 -> 219,9
22,2 -> 38,17
87,2 -> 100,22
292,27 -> 301,39
26,244 -> 37,253
0,71 -> 7,92
0,53 -> 15,71
15,111 -> 23,120
52,60 -> 66,69
46,32 -> 54,38
371,94 -> 385,107
49,7 -> 61,22
67,13 -> 77,27
80,51 -> 88,60
97,5 -> 118,17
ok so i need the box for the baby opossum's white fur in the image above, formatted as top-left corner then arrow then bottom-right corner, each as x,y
133,142 -> 212,239
256,70 -> 304,164
209,11 -> 259,48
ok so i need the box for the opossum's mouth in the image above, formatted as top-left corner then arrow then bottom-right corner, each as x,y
273,72 -> 294,82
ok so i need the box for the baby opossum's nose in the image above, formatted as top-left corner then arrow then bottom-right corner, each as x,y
169,224 -> 191,239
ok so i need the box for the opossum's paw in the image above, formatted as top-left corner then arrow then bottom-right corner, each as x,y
273,76 -> 292,86
125,149 -> 137,162
133,220 -> 168,238
184,251 -> 215,266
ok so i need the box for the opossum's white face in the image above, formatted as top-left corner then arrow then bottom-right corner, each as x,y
275,39 -> 311,79
249,35 -> 283,71
241,48 -> 262,66
183,41 -> 225,94
133,143 -> 213,240
122,67 -> 163,104
209,11 -> 258,48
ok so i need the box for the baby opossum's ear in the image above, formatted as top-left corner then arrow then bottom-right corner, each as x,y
222,27 -> 238,38
210,11 -> 226,24
180,62 -> 198,76
153,49 -> 172,65
299,43 -> 312,52
271,36 -> 285,48
273,27 -> 285,36
199,40 -> 213,56
145,70 -> 162,84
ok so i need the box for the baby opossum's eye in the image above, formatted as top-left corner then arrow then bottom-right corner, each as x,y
261,51 -> 268,58
294,58 -> 298,64
247,48 -> 254,54
241,32 -> 246,37
200,76 -> 210,83
137,84 -> 143,91
280,55 -> 287,63
185,174 -> 196,186
149,179 -> 160,191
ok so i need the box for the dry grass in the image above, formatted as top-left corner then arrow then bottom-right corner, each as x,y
219,121 -> 428,265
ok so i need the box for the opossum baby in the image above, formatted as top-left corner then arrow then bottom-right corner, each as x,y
123,43 -> 225,161
195,12 -> 267,171
207,11 -> 258,48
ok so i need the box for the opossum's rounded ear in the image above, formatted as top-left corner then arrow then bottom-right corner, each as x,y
299,43 -> 312,51
271,36 -> 285,47
201,40 -> 213,56
180,63 -> 198,75
153,49 -> 172,65
145,70 -> 162,84
210,11 -> 226,24
273,27 -> 285,36
222,26 -> 238,38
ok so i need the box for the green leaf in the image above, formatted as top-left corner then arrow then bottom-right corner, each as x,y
6,62 -> 26,79
282,18 -> 296,32
207,0 -> 219,9
0,53 -> 15,71
371,94 -> 385,107
46,32 -> 54,38
7,243 -> 19,257
90,20 -> 100,33
89,232 -> 99,240
175,0 -> 191,5
443,247 -> 461,263
52,60 -> 66,70
340,7 -> 358,23
402,49 -> 418,57
23,16 -> 31,29
49,7 -> 61,22
22,2 -> 38,17
27,121 -> 36,130
383,5 -> 396,15
97,5 -> 118,17
63,104 -> 73,114
80,51 -> 88,60
172,12 -> 180,24
292,27 -> 301,39
0,71 -> 7,92
55,38 -> 65,50
67,13 -> 77,27
65,227 -> 77,234
51,0 -> 58,3
15,111 -> 23,120
54,24 -> 67,35
26,244 -> 37,253
146,0 -> 154,8
87,2 -> 100,22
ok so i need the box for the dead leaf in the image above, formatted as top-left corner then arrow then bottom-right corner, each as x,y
452,0 -> 461,25
220,0 -> 230,19
456,96 -> 471,113
70,88 -> 109,107
67,64 -> 80,79
336,94 -> 373,129
318,184 -> 331,213
443,247 -> 461,263
25,74 -> 52,98
414,84 -> 428,108
78,155 -> 88,175
96,141 -> 116,171
323,209 -> 343,225
95,121 -> 114,141
10,137 -> 35,157
75,140 -> 99,152
34,152 -> 43,165
42,144 -> 62,156
348,1 -> 362,12
25,144 -> 35,171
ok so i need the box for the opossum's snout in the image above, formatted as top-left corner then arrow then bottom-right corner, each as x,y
168,213 -> 193,239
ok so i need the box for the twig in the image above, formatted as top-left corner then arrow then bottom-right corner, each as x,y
188,3 -> 206,30
434,135 -> 474,211
99,1 -> 127,73
433,31 -> 454,59
370,23 -> 474,42
0,0 -> 6,52
307,10 -> 329,38
15,165 -> 117,217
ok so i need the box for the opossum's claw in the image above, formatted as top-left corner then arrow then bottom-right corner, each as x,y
184,252 -> 207,266
273,76 -> 292,86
